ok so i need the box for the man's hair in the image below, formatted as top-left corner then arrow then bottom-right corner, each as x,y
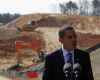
58,26 -> 74,38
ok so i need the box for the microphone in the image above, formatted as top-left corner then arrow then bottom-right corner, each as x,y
73,63 -> 81,79
63,63 -> 82,80
63,63 -> 72,79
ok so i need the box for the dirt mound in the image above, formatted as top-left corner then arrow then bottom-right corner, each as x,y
5,14 -> 49,29
0,14 -> 100,54
7,14 -> 100,34
36,27 -> 100,52
38,15 -> 100,34
77,32 -> 100,49
0,27 -> 45,55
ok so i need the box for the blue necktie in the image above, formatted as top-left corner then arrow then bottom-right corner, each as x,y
67,53 -> 73,65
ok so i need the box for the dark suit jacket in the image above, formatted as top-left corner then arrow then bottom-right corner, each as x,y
42,48 -> 94,80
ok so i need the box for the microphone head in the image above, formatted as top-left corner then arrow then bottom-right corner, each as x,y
63,63 -> 72,78
73,63 -> 81,71
73,63 -> 82,78
63,63 -> 71,70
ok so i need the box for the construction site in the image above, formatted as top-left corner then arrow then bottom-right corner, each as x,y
0,14 -> 100,80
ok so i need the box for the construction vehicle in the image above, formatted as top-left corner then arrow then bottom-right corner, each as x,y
15,41 -> 41,64
17,20 -> 38,31
7,41 -> 44,72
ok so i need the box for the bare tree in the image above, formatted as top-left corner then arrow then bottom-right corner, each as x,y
79,0 -> 91,15
59,1 -> 78,14
59,3 -> 67,14
92,0 -> 100,16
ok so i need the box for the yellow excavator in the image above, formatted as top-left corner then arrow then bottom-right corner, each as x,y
17,20 -> 38,31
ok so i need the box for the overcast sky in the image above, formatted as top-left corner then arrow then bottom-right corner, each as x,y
0,0 -> 91,14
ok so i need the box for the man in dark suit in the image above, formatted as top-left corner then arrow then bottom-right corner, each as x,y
42,26 -> 94,80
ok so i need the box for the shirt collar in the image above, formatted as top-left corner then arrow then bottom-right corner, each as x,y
62,45 -> 74,57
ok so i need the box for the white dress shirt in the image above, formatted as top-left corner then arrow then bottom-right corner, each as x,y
62,46 -> 74,64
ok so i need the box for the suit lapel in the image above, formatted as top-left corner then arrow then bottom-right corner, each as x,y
74,49 -> 80,63
58,48 -> 65,65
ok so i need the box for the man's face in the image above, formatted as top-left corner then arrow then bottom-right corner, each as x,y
59,30 -> 77,51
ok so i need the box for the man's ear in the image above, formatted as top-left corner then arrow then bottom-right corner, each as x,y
59,38 -> 63,43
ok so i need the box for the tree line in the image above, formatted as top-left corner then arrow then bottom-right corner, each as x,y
0,13 -> 21,24
59,0 -> 100,16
